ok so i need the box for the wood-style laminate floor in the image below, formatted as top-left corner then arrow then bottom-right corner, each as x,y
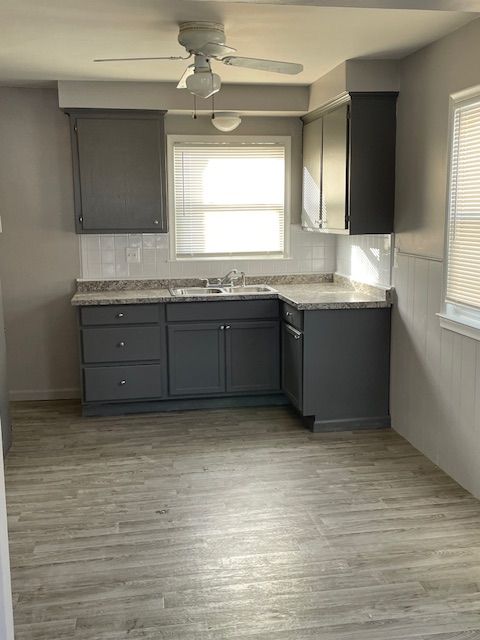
5,401 -> 480,639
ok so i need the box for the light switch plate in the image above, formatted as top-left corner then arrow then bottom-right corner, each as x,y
126,247 -> 141,263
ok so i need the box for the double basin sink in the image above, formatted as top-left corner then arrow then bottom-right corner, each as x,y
170,284 -> 277,297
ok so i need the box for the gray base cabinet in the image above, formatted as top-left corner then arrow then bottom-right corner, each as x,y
78,299 -> 390,431
166,303 -> 280,398
80,300 -> 281,414
281,304 -> 391,431
226,321 -> 279,393
281,322 -> 303,411
167,323 -> 226,396
79,304 -> 166,409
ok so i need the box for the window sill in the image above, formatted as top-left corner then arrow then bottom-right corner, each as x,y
437,312 -> 480,341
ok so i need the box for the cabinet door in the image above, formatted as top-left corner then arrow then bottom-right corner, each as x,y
322,103 -> 349,232
71,111 -> 166,233
167,323 -> 226,396
281,322 -> 303,411
226,321 -> 280,393
302,118 -> 322,231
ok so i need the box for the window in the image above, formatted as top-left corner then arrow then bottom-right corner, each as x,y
168,136 -> 290,259
440,92 -> 480,339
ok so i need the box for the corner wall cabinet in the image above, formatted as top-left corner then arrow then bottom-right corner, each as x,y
65,109 -> 167,233
301,92 -> 398,235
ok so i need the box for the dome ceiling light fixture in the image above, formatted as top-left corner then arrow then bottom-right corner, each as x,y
211,111 -> 242,132
94,21 -> 303,98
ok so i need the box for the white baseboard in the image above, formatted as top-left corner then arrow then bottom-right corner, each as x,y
8,388 -> 81,402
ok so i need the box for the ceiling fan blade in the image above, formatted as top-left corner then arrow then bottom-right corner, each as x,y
177,65 -> 195,89
94,55 -> 188,63
197,42 -> 237,58
221,56 -> 303,75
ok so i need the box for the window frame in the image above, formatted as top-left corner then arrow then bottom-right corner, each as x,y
166,134 -> 291,261
439,86 -> 480,341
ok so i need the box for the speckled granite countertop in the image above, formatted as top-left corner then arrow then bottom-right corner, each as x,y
71,275 -> 391,310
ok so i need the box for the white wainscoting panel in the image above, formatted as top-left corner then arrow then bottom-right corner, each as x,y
391,253 -> 480,498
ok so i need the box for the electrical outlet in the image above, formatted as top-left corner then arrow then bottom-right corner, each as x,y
126,247 -> 141,263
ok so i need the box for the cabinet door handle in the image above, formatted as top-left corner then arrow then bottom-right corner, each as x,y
117,341 -> 126,348
225,325 -> 231,330
285,324 -> 302,340
116,313 -> 124,319
286,311 -> 293,317
119,380 -> 126,385
153,220 -> 159,225
219,325 -> 225,330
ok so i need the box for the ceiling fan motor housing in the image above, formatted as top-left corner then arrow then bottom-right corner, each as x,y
178,22 -> 226,53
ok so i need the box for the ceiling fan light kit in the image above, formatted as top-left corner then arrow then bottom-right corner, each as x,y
94,21 -> 303,101
211,111 -> 242,132
186,69 -> 221,99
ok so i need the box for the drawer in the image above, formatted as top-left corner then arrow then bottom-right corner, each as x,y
82,326 -> 161,364
83,364 -> 163,402
166,300 -> 278,322
80,304 -> 159,326
280,302 -> 303,330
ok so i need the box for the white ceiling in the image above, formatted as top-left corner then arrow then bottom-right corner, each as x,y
0,0 -> 475,86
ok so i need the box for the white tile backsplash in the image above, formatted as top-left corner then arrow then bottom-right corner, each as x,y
79,225 -> 336,279
335,234 -> 392,287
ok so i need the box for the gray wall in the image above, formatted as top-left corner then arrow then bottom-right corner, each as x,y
0,88 -> 80,400
391,18 -> 480,497
395,18 -> 480,259
0,91 -> 305,399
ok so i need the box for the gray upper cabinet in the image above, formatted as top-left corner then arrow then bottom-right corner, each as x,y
322,103 -> 349,232
301,92 -> 397,235
66,109 -> 167,233
301,117 -> 322,231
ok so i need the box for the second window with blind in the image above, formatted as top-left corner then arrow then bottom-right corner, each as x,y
442,92 -> 480,336
167,136 -> 290,260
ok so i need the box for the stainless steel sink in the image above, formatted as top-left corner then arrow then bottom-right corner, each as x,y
169,284 -> 277,297
221,285 -> 277,294
169,287 -> 225,296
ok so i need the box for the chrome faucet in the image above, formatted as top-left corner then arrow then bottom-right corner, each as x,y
220,269 -> 246,287
202,269 -> 246,288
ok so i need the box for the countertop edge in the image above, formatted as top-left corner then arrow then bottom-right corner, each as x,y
71,289 -> 392,310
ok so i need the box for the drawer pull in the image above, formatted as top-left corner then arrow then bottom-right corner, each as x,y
286,311 -> 293,317
117,341 -> 126,348
219,325 -> 225,330
225,325 -> 231,330
116,313 -> 125,319
119,380 -> 127,386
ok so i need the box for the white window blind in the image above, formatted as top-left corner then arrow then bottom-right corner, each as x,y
172,141 -> 286,258
446,98 -> 480,309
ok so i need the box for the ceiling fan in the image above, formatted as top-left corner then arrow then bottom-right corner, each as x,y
94,21 -> 304,99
